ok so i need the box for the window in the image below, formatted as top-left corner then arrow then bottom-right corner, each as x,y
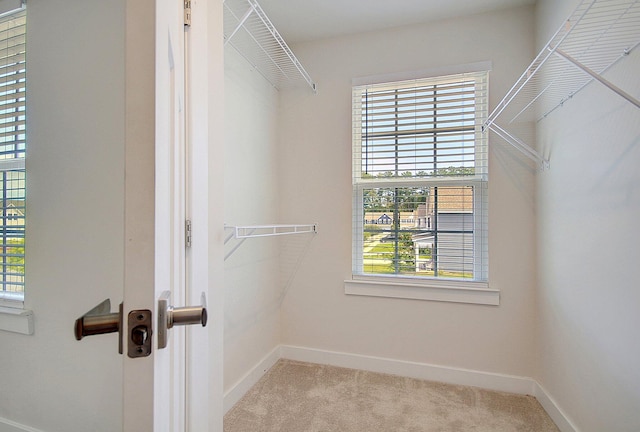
0,9 -> 26,306
351,70 -> 489,293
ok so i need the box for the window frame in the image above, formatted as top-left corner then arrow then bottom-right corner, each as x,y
346,64 -> 497,306
0,4 -> 32,335
0,169 -> 26,308
0,7 -> 26,308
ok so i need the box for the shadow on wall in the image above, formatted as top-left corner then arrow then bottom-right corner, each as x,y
223,231 -> 316,340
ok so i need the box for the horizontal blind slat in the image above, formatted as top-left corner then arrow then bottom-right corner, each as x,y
0,52 -> 24,69
0,81 -> 25,94
0,60 -> 24,76
0,126 -> 25,139
0,109 -> 24,122
0,44 -> 26,64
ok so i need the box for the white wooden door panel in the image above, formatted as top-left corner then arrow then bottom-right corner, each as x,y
122,0 -> 157,429
123,0 -> 190,430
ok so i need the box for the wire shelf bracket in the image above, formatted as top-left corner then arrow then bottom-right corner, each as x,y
224,224 -> 318,261
483,0 -> 640,170
223,0 -> 317,93
490,123 -> 550,170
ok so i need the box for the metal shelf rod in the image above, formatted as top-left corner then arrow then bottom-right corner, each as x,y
554,48 -> 640,109
224,224 -> 318,261
233,224 -> 317,239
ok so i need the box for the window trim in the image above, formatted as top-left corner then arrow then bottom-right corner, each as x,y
352,61 -> 492,88
348,64 -> 494,305
344,276 -> 498,306
0,304 -> 32,334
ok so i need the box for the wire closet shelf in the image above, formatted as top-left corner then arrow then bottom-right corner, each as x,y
483,0 -> 640,170
224,224 -> 318,260
228,224 -> 317,239
223,0 -> 317,92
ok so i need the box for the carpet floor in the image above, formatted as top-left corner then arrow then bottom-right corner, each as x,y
224,360 -> 560,432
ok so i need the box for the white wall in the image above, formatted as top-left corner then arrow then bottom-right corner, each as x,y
0,1 -> 125,430
277,6 -> 540,377
223,48 -> 282,392
535,1 -> 640,431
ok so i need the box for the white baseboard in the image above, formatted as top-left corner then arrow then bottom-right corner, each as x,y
0,417 -> 45,432
534,382 -> 580,432
223,344 -> 577,432
280,345 -> 536,395
223,345 -> 281,414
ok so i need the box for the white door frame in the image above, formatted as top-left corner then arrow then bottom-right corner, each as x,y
154,0 -> 188,429
186,1 -> 225,430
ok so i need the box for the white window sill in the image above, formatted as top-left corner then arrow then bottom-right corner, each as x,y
0,295 -> 34,335
344,276 -> 499,306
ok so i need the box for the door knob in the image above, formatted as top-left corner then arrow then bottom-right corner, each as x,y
157,290 -> 207,349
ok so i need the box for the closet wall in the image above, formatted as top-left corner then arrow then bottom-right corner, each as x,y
277,5 -> 539,378
535,1 -> 640,431
223,47 -> 282,395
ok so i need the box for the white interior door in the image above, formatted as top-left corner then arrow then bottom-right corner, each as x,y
0,1 -> 222,431
122,0 -> 219,430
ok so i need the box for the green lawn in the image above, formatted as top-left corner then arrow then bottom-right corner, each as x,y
363,235 -> 470,278
366,241 -> 394,254
366,241 -> 431,260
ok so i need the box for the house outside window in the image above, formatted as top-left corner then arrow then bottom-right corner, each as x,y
0,8 -> 26,305
352,69 -> 488,285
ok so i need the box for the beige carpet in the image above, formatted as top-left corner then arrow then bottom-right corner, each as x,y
224,360 -> 559,432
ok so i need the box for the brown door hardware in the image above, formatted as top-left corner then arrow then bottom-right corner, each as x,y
127,310 -> 152,358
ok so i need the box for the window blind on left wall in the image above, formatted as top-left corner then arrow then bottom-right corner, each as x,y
0,9 -> 26,298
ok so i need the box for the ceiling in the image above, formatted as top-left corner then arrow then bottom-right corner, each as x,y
257,0 -> 536,43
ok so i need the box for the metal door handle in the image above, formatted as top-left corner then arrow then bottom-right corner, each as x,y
167,305 -> 208,328
74,299 -> 124,354
157,291 -> 207,349
75,299 -> 152,358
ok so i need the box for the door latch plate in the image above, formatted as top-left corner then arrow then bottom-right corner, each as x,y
127,310 -> 152,358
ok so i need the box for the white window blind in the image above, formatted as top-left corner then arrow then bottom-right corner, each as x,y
352,71 -> 488,282
0,9 -> 25,299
